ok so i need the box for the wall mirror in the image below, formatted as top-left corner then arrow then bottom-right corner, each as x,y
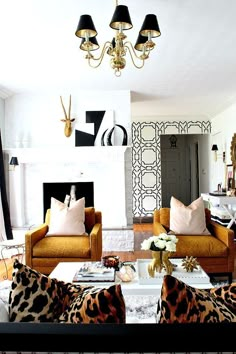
230,133 -> 236,166
230,133 -> 236,190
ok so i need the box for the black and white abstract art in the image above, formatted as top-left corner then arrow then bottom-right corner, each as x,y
75,110 -> 114,146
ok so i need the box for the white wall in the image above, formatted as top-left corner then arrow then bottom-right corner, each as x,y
3,90 -> 132,229
133,110 -> 235,198
195,134 -> 210,193
210,103 -> 236,192
3,88 -> 236,224
4,90 -> 131,148
130,118 -> 211,216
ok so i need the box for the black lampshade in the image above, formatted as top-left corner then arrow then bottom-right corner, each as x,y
80,36 -> 99,51
10,157 -> 19,166
109,5 -> 133,30
134,34 -> 154,51
139,14 -> 161,38
211,144 -> 218,151
75,15 -> 97,38
107,37 -> 116,55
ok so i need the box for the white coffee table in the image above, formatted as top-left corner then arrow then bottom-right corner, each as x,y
49,259 -> 213,296
49,260 -> 213,323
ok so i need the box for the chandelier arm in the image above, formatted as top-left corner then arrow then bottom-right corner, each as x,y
125,40 -> 151,58
87,41 -> 113,68
124,44 -> 146,69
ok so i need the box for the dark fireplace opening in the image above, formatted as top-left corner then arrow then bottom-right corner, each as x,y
43,182 -> 94,220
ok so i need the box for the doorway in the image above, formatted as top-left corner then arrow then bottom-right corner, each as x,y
160,134 -> 202,207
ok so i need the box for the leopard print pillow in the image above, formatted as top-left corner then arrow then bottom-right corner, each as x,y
59,284 -> 126,323
210,282 -> 236,315
158,275 -> 236,323
9,259 -> 91,322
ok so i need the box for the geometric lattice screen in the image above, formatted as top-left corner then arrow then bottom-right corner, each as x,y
132,120 -> 211,218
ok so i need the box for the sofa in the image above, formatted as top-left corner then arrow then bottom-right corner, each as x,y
1,262 -> 236,352
153,207 -> 235,282
25,206 -> 102,275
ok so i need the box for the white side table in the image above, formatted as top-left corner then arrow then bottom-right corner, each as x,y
0,240 -> 25,279
201,193 -> 236,228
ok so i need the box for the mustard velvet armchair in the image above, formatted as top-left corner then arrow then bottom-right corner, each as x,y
25,207 -> 102,275
153,208 -> 234,282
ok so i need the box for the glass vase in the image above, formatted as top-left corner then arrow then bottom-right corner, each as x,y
148,250 -> 173,277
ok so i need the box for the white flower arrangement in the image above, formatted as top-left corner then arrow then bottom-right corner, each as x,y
141,233 -> 178,252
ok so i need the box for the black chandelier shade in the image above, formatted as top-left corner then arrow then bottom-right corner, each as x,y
75,14 -> 97,38
139,14 -> 161,37
80,36 -> 99,51
109,5 -> 133,30
75,3 -> 161,76
135,34 -> 154,51
107,38 -> 116,55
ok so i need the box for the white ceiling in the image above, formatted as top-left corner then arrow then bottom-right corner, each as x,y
0,0 -> 236,119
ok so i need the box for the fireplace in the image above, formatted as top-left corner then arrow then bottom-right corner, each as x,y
43,182 -> 94,217
6,146 -> 132,228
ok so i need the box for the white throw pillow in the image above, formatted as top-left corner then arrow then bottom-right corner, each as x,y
169,196 -> 210,235
46,196 -> 86,236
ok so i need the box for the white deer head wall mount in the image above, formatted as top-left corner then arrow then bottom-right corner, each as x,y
60,95 -> 75,137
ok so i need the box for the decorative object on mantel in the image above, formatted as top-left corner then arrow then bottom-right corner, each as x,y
60,95 -> 75,137
75,1 -> 161,77
182,256 -> 199,272
101,124 -> 128,146
75,110 -> 114,146
140,234 -> 178,277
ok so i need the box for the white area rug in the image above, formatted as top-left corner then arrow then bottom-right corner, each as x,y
124,294 -> 158,323
102,229 -> 134,251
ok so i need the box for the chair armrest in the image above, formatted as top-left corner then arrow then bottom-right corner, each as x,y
89,223 -> 102,260
210,220 -> 235,273
25,224 -> 49,268
210,220 -> 234,246
153,221 -> 167,236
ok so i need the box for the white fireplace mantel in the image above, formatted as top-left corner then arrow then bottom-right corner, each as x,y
4,146 -> 130,163
4,146 -> 132,229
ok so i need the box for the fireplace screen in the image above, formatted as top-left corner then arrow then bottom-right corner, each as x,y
43,182 -> 94,220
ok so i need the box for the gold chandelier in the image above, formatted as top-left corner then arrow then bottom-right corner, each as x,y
75,1 -> 161,77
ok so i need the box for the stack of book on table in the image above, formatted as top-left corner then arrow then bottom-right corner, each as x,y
72,262 -> 115,282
